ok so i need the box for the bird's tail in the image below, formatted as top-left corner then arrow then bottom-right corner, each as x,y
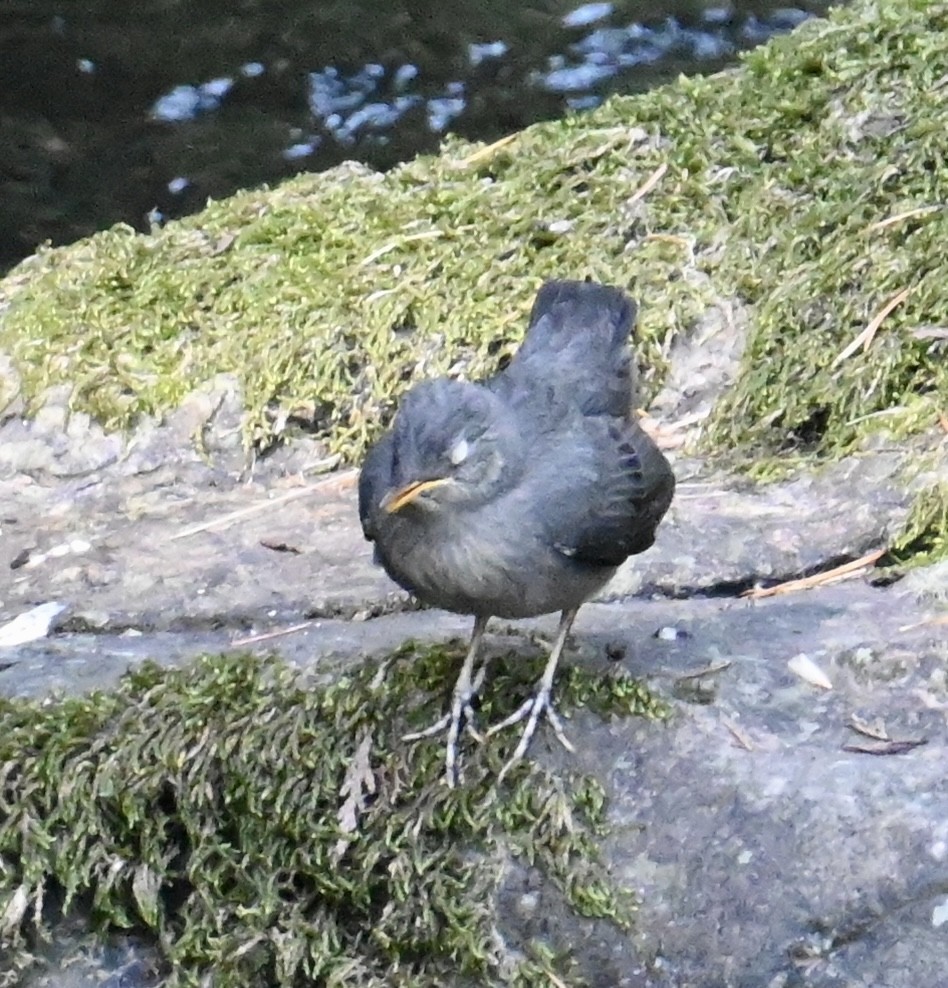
493,279 -> 637,419
524,280 -> 636,356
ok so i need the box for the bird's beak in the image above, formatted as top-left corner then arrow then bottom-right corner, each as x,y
381,477 -> 452,513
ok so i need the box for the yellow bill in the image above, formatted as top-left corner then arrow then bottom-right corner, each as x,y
381,477 -> 451,513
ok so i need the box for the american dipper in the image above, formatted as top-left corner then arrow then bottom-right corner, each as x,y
359,279 -> 675,784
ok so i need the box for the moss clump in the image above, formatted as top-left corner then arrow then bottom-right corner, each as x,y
0,0 -> 944,473
698,5 -> 948,462
885,482 -> 948,568
0,647 -> 664,987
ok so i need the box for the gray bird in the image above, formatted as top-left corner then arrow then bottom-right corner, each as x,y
359,279 -> 675,784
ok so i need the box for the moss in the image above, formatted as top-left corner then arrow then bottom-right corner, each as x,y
0,647 -> 663,986
0,0 -> 944,480
885,482 -> 948,568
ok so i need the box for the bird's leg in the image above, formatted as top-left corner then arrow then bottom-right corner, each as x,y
402,615 -> 489,786
488,608 -> 578,782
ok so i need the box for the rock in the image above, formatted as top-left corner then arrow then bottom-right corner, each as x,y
648,300 -> 748,439
0,351 -> 22,419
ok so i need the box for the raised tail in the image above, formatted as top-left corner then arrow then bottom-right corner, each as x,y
489,279 -> 637,419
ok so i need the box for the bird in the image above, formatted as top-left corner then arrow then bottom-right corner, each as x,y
358,279 -> 675,785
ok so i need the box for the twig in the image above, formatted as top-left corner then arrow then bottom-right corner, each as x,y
742,548 -> 886,600
831,287 -> 913,368
231,621 -> 314,647
170,470 -> 357,541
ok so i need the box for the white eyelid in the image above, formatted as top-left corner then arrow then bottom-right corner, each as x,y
449,438 -> 470,465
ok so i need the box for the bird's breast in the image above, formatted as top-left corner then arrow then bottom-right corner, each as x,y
374,510 -> 613,619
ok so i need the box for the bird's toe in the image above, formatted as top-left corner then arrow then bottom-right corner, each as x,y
493,686 -> 574,782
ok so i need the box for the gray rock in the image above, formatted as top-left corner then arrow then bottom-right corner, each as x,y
0,351 -> 22,418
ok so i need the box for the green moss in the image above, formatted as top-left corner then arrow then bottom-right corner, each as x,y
0,647 -> 663,986
1,0 -> 944,474
885,482 -> 948,568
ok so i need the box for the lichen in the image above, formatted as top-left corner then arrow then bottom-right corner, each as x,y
0,646 -> 663,987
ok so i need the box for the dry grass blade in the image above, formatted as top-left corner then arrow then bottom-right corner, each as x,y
721,715 -> 754,751
335,732 -> 376,847
638,409 -> 707,450
898,614 -> 948,632
742,548 -> 886,599
831,286 -> 913,368
939,411 -> 948,435
843,737 -> 927,756
863,205 -> 940,232
457,132 -> 519,167
627,161 -> 668,205
864,206 -> 944,233
231,622 -> 314,647
848,714 -> 889,741
676,660 -> 732,682
359,230 -> 446,267
170,471 -> 357,541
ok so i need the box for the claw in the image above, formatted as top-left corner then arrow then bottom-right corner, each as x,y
490,686 -> 575,782
491,607 -> 579,781
402,607 -> 580,785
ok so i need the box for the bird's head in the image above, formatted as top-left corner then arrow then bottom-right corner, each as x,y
380,379 -> 519,516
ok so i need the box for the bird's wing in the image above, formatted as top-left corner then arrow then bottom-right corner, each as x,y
534,416 -> 675,568
489,279 -> 637,419
358,430 -> 396,541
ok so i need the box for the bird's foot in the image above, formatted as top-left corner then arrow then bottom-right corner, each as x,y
487,686 -> 575,782
402,697 -> 483,744
402,665 -> 486,787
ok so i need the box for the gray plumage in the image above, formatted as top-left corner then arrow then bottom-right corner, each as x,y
359,279 -> 674,610
358,279 -> 675,781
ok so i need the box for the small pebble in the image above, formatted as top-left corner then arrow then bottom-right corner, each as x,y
788,652 -> 833,690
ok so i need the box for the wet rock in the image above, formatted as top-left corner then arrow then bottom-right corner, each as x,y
610,449 -> 913,597
0,386 -> 123,478
19,916 -> 160,988
898,559 -> 948,604
0,253 -> 936,988
0,116 -> 941,988
0,410 -> 920,639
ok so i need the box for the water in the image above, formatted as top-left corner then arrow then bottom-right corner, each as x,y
0,0 -> 832,272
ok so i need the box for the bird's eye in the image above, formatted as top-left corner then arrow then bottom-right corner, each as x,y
448,437 -> 470,466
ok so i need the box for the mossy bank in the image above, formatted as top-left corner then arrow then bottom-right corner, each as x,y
1,0 -> 945,472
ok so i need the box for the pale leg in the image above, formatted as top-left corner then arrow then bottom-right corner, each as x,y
402,614 -> 489,786
488,608 -> 578,782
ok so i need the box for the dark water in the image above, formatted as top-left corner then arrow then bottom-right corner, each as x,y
1,1 -> 832,272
